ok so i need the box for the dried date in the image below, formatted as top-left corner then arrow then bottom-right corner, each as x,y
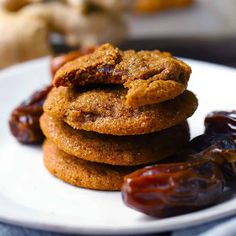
9,85 -> 52,144
188,134 -> 236,180
122,159 -> 224,218
204,111 -> 236,139
122,110 -> 236,218
188,134 -> 236,153
193,145 -> 236,182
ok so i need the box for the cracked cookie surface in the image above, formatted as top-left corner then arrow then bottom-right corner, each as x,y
53,43 -> 191,107
43,86 -> 198,135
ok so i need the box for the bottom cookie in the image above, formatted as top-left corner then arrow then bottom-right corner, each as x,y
43,140 -> 139,191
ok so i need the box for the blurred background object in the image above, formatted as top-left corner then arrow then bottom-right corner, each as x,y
122,0 -> 236,67
0,0 -> 236,69
0,0 -> 40,11
126,0 -> 236,39
0,0 -> 127,68
132,0 -> 193,13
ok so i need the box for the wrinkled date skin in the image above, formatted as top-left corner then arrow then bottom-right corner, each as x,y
161,134 -> 236,164
204,111 -> 236,139
183,106 -> 236,181
188,133 -> 236,181
163,134 -> 236,182
198,147 -> 236,181
51,47 -> 95,76
122,110 -> 236,218
122,160 -> 224,218
9,85 -> 52,144
188,134 -> 236,154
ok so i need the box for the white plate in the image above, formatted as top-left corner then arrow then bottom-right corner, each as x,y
0,58 -> 236,235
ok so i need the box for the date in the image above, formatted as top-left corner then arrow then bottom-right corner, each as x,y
122,159 -> 224,218
188,134 -> 236,181
194,145 -> 236,182
189,134 -> 236,153
9,85 -> 52,144
204,111 -> 236,139
122,110 -> 236,218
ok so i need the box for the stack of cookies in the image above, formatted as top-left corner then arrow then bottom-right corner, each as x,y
40,44 -> 198,191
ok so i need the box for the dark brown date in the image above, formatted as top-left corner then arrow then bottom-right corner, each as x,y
51,48 -> 95,76
205,111 -> 236,139
9,85 -> 52,144
122,160 -> 224,218
188,134 -> 236,154
187,133 -> 236,180
195,146 -> 236,181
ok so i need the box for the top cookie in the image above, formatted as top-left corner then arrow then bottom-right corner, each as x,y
53,43 -> 191,107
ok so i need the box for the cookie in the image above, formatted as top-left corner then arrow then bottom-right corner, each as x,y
43,86 -> 197,135
43,140 -> 138,190
40,114 -> 190,165
53,43 -> 191,107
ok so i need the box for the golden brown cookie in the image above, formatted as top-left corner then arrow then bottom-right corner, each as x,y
43,140 -> 138,190
40,114 -> 190,165
53,43 -> 191,107
43,86 -> 198,135
51,48 -> 95,76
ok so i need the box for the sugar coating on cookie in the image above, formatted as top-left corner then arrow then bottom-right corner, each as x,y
43,140 -> 139,191
40,114 -> 190,166
44,86 -> 198,135
53,43 -> 191,107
